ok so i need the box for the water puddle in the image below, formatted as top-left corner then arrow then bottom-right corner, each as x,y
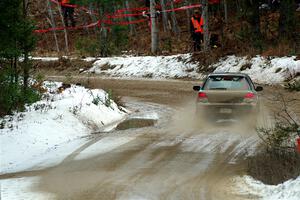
116,118 -> 157,130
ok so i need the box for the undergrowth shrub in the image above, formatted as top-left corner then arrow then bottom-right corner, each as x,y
285,78 -> 300,91
75,26 -> 128,57
92,95 -> 101,106
0,69 -> 40,116
248,96 -> 300,185
105,89 -> 124,108
248,147 -> 300,185
105,26 -> 129,56
75,36 -> 100,57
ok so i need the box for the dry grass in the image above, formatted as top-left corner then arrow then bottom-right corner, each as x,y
248,92 -> 300,185
248,148 -> 300,185
262,42 -> 295,57
33,57 -> 93,73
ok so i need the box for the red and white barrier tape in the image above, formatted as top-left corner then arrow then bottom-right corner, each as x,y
34,21 -> 100,33
109,4 -> 201,19
115,0 -> 184,13
34,18 -> 148,33
297,138 -> 300,153
35,3 -> 201,34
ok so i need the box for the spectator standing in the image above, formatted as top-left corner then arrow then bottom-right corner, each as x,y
59,0 -> 76,27
190,9 -> 204,51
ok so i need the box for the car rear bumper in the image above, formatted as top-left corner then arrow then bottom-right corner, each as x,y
196,103 -> 258,118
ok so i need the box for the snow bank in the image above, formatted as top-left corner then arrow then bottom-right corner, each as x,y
32,54 -> 299,85
30,57 -> 59,61
0,82 -> 127,174
89,54 -> 299,84
212,56 -> 300,85
234,176 -> 300,200
89,54 -> 201,79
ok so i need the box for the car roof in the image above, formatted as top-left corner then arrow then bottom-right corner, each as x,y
208,72 -> 250,77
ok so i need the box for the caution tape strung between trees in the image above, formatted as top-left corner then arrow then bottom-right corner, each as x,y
109,4 -> 201,19
34,21 -> 100,33
34,18 -> 149,33
49,0 -> 98,15
114,0 -> 184,14
49,0 -> 185,15
34,2 -> 201,34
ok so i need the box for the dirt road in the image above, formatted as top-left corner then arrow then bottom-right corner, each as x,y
4,76 -> 298,200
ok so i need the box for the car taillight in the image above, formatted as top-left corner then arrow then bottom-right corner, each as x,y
198,92 -> 208,103
198,92 -> 207,99
244,92 -> 255,99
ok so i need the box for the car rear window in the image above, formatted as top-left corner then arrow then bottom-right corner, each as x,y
203,76 -> 251,90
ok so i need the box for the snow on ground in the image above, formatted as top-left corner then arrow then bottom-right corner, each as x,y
31,54 -> 299,85
30,57 -> 59,61
89,54 -> 201,79
0,81 -> 127,174
0,176 -> 56,200
212,56 -> 300,85
233,176 -> 300,200
88,54 -> 299,85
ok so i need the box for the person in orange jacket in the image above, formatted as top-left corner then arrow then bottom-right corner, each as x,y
59,0 -> 75,27
190,9 -> 204,51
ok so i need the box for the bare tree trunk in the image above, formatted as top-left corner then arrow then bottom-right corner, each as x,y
236,0 -> 241,12
202,0 -> 209,51
10,58 -> 14,84
169,0 -> 180,34
47,0 -> 60,53
13,57 -> 18,84
150,0 -> 159,54
82,9 -> 90,35
22,0 -> 29,93
125,0 -> 136,35
57,2 -> 69,54
160,0 -> 169,32
99,6 -> 108,56
89,3 -> 99,34
223,0 -> 228,24
185,0 -> 192,31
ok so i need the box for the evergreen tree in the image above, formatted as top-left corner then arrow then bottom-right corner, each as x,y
0,0 -> 37,116
74,0 -> 128,56
279,0 -> 296,39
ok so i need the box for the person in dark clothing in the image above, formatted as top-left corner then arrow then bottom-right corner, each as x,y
270,0 -> 280,10
190,9 -> 204,51
59,0 -> 75,27
210,33 -> 219,48
145,0 -> 159,7
145,0 -> 150,7
296,0 -> 300,11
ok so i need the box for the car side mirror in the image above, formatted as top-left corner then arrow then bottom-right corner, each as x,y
255,86 -> 263,92
193,86 -> 201,91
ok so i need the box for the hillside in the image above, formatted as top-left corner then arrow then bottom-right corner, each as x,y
29,0 -> 300,59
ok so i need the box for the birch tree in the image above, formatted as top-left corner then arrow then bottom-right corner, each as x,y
185,0 -> 192,30
56,1 -> 69,54
125,0 -> 136,35
202,0 -> 209,51
47,0 -> 60,52
150,0 -> 159,54
160,0 -> 169,32
169,0 -> 180,34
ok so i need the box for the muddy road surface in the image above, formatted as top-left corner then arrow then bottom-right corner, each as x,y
3,77 -> 283,200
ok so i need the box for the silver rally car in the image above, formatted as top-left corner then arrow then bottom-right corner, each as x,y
193,73 -> 263,120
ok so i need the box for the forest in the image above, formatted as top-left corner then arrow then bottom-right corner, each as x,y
0,0 -> 300,116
